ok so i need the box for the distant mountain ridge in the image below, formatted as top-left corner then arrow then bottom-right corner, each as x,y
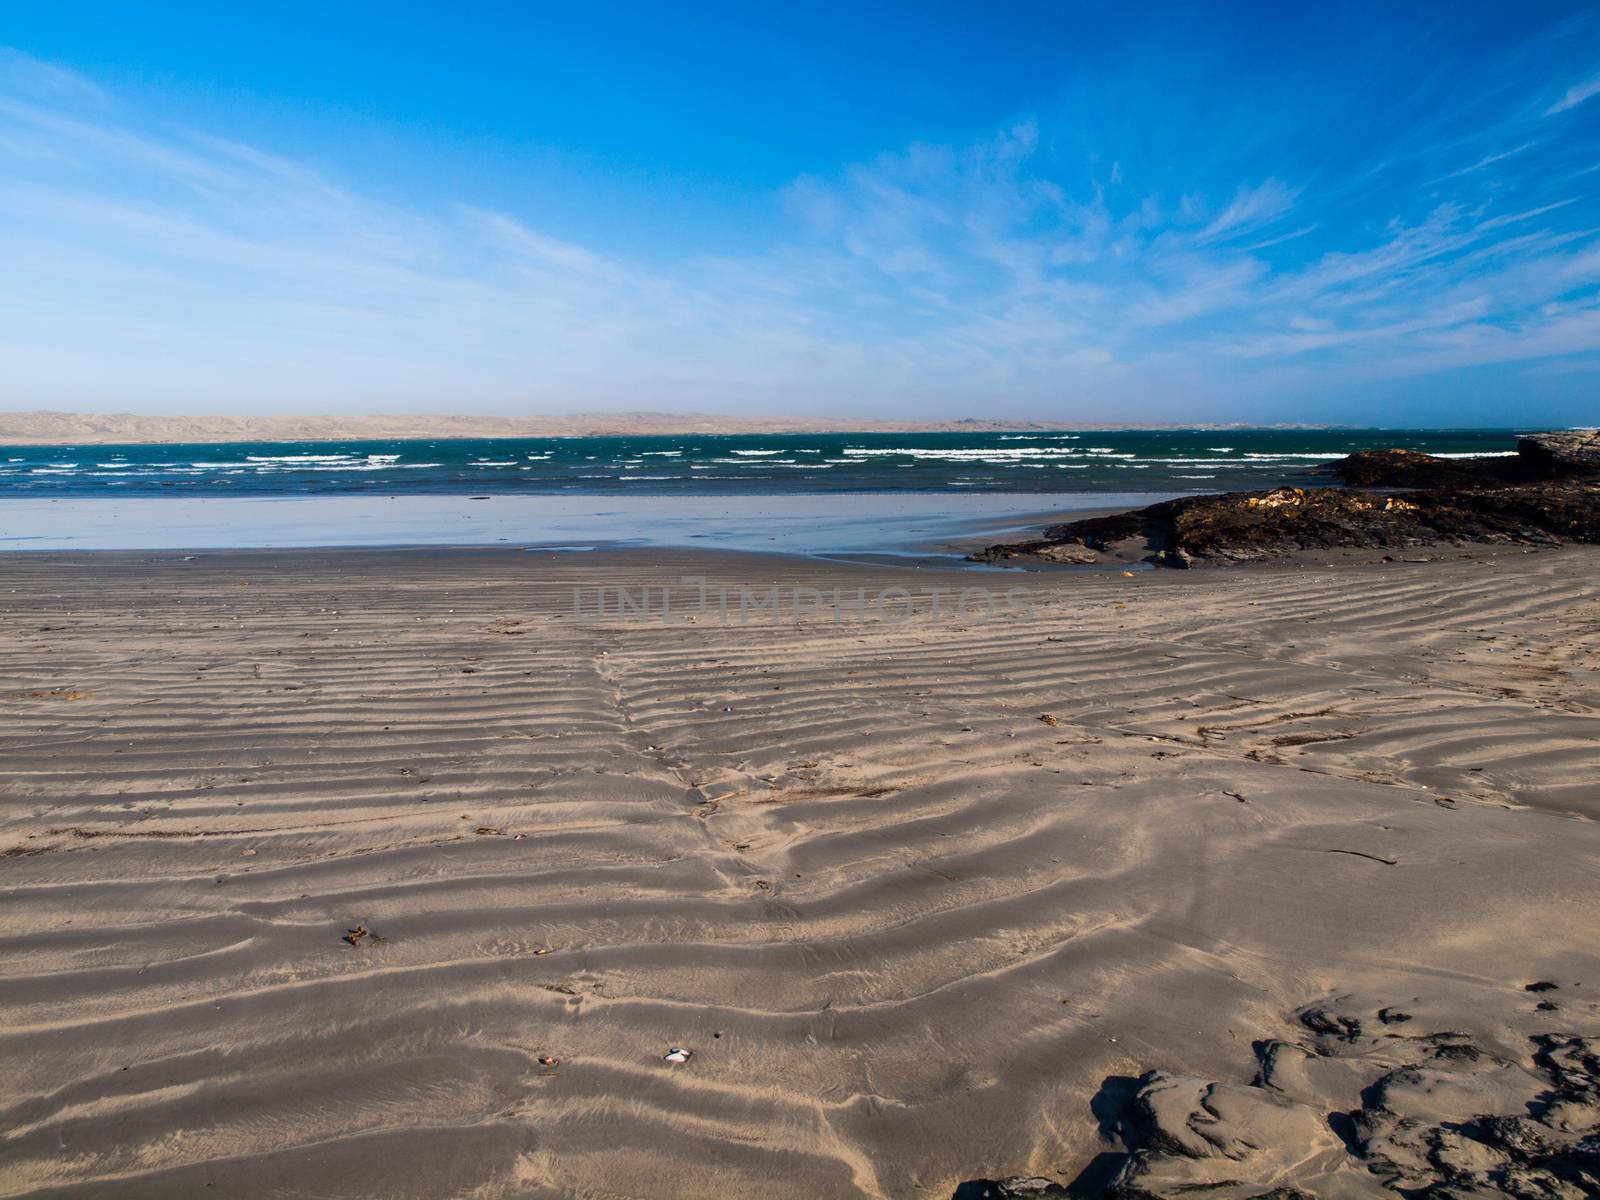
0,410 -> 1321,445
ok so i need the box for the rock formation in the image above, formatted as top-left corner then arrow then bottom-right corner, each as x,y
972,431 -> 1600,568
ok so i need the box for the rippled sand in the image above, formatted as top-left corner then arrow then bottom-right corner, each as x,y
1,547 -> 1596,1197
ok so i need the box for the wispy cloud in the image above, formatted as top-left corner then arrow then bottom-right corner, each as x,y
1196,180 -> 1299,242
1,47 -> 1598,423
1434,141 -> 1539,180
1546,75 -> 1600,115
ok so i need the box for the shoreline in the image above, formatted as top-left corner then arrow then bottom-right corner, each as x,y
3,491 -> 1581,581
0,491 -> 1179,558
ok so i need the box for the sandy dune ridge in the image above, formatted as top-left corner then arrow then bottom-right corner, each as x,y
0,410 -> 1253,446
0,547 -> 1597,1197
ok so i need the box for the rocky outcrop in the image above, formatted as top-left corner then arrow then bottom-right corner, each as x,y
950,1179 -> 1071,1199
1518,428 -> 1600,472
1329,448 -> 1517,488
971,481 -> 1600,566
1328,432 -> 1600,488
971,431 -> 1600,568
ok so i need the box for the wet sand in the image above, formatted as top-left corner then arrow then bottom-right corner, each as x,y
1,546 -> 1597,1197
0,492 -> 1165,557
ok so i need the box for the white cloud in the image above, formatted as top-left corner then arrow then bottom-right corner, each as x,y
2,52 -> 1599,420
1546,76 -> 1600,115
1434,140 -> 1539,180
1196,179 -> 1298,242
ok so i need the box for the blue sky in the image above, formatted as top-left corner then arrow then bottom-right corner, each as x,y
4,3 -> 1600,425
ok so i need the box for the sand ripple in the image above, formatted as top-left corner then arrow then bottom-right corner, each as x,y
2,548 -> 1597,1197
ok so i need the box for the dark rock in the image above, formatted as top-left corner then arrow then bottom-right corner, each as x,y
971,480 -> 1600,566
1326,432 -> 1600,488
1472,1115 -> 1559,1160
1532,1035 -> 1600,1099
1518,429 -> 1600,472
971,431 -> 1600,567
974,509 -> 1146,563
1031,541 -> 1102,565
1330,448 -> 1506,488
1299,1004 -> 1363,1041
949,1177 -> 1070,1199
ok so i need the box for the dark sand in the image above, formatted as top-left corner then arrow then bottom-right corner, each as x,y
1,547 -> 1597,1197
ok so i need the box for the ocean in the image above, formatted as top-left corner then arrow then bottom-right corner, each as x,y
0,428 -> 1521,497
0,428 -> 1529,554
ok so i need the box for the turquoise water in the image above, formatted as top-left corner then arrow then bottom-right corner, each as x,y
0,429 -> 1523,497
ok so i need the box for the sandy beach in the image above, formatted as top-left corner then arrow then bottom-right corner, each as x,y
10,2 -> 1600,1193
1,545 -> 1596,1197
